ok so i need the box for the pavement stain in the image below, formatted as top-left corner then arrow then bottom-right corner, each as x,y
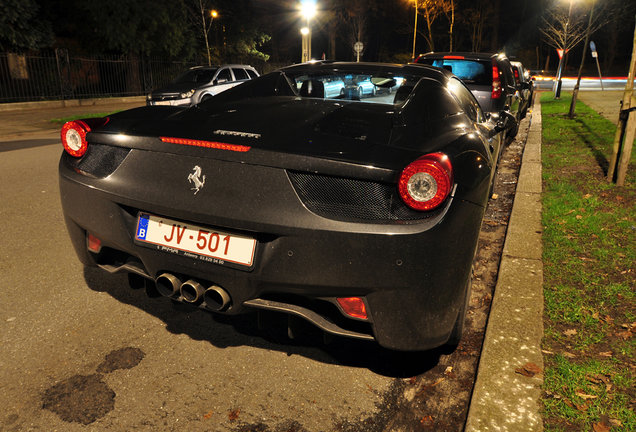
42,347 -> 145,425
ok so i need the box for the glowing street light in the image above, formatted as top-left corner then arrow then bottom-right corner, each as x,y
300,0 -> 317,21
299,0 -> 317,62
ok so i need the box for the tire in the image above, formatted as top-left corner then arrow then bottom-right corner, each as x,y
358,87 -> 363,98
445,269 -> 473,348
507,120 -> 519,139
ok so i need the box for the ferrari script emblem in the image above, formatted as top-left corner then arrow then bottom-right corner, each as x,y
188,165 -> 206,195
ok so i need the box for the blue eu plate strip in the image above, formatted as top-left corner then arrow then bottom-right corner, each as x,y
136,214 -> 149,240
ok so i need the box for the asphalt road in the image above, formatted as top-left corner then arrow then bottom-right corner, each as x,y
1,140 -> 420,431
0,103 -> 533,431
531,76 -> 628,91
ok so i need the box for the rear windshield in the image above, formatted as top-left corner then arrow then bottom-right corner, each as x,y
172,69 -> 218,84
284,72 -> 415,105
418,59 -> 490,86
198,70 -> 422,108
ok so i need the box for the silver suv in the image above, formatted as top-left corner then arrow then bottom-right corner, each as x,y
147,64 -> 259,107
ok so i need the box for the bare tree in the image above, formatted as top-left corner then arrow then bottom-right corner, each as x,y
415,0 -> 447,52
464,0 -> 494,53
340,0 -> 368,60
540,1 -> 606,61
443,0 -> 455,52
186,0 -> 217,65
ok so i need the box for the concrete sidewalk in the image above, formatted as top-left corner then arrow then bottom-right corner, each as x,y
577,90 -> 623,125
465,89 -> 624,431
0,97 -> 145,142
465,97 -> 545,431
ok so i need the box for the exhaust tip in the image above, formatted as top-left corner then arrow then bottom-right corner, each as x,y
204,285 -> 231,311
156,273 -> 181,297
180,280 -> 205,303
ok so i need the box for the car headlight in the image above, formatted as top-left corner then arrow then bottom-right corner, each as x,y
180,89 -> 195,99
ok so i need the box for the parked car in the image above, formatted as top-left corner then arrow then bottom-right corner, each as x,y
59,62 -> 514,351
321,77 -> 346,98
146,64 -> 259,107
511,61 -> 534,118
340,76 -> 376,99
415,52 -> 521,137
355,76 -> 378,96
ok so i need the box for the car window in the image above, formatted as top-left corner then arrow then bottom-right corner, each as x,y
232,68 -> 249,81
173,68 -> 218,84
448,78 -> 484,123
420,59 -> 490,86
246,69 -> 259,79
500,60 -> 516,88
216,68 -> 233,83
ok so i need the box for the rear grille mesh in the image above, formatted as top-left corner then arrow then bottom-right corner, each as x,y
287,171 -> 442,222
67,143 -> 131,178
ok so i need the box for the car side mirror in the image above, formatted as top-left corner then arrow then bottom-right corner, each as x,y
494,110 -> 516,133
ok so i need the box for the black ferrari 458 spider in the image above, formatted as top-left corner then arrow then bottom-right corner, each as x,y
59,62 -> 513,351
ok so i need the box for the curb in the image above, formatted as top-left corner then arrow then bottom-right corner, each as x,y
0,96 -> 146,113
465,97 -> 544,431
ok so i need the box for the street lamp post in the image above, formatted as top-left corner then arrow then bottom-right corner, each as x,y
301,27 -> 310,63
211,10 -> 218,50
554,0 -> 574,99
300,0 -> 317,63
412,0 -> 418,62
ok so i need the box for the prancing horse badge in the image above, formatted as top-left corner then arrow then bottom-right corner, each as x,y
188,165 -> 206,195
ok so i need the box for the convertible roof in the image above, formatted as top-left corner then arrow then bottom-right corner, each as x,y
278,61 -> 452,82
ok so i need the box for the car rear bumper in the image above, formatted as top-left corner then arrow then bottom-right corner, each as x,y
59,149 -> 484,351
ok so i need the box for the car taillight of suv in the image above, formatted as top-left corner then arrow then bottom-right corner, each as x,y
491,59 -> 502,100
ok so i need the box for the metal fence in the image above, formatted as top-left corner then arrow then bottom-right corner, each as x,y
0,49 -> 201,104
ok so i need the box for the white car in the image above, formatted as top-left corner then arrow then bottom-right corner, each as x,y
147,65 -> 259,107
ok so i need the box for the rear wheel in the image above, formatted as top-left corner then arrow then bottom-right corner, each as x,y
507,120 -> 519,139
445,269 -> 473,348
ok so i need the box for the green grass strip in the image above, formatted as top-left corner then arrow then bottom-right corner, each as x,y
541,91 -> 636,431
49,111 -> 122,124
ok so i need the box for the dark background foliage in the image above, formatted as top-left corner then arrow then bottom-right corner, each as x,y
1,0 -> 634,74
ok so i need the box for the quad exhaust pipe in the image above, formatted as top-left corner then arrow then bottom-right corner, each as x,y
204,285 -> 231,311
180,279 -> 205,303
153,273 -> 231,311
156,273 -> 181,297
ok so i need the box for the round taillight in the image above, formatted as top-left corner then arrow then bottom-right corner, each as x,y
61,120 -> 90,157
398,153 -> 453,211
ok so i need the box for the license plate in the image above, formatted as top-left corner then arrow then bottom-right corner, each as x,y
152,101 -> 171,106
135,213 -> 256,267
